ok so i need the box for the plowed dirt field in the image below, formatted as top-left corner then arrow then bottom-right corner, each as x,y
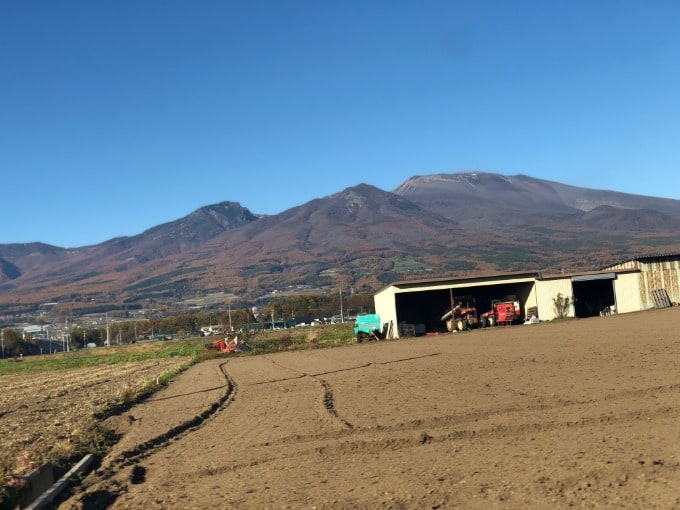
62,308 -> 680,509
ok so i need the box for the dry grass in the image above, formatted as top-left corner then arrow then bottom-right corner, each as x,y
0,357 -> 191,487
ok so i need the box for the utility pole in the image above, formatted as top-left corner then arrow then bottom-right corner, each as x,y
62,318 -> 65,352
228,302 -> 233,332
339,288 -> 344,323
105,312 -> 110,347
1,329 -> 4,359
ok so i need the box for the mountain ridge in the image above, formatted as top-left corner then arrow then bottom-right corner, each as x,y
1,172 -> 679,312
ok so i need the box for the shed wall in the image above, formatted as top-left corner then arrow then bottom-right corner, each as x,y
613,272 -> 643,313
640,259 -> 680,307
535,279 -> 574,321
374,287 -> 398,339
524,284 -> 539,317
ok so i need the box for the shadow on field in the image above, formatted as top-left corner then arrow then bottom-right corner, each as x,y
80,489 -> 119,508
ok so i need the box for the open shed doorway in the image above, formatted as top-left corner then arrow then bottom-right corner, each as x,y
572,274 -> 616,318
393,281 -> 535,334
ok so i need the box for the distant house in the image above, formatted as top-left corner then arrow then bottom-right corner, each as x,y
200,325 -> 227,336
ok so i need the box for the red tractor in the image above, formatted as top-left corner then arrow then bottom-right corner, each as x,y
480,295 -> 521,327
441,296 -> 479,332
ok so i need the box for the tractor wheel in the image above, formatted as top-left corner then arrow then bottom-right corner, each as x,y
478,318 -> 486,328
488,317 -> 495,327
456,319 -> 465,332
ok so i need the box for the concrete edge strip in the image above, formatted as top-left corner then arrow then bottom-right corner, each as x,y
25,454 -> 95,510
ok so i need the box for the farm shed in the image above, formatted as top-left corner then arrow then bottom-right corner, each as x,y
374,267 -> 643,338
602,253 -> 680,309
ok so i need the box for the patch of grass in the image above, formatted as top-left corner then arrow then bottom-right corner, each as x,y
242,323 -> 355,354
0,339 -> 207,376
377,271 -> 400,284
0,325 -> 358,377
71,418 -> 120,458
117,361 -> 193,407
306,323 -> 355,345
443,259 -> 478,272
92,360 -> 197,422
392,255 -> 426,273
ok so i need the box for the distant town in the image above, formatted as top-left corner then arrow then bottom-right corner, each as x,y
0,287 -> 374,358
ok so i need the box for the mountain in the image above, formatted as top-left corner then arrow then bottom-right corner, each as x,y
134,184 -> 464,302
393,173 -> 578,224
0,202 -> 258,308
1,173 -> 679,313
392,172 -> 680,271
392,172 -> 680,225
95,201 -> 261,260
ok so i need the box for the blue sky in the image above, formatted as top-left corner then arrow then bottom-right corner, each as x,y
2,1 -> 679,247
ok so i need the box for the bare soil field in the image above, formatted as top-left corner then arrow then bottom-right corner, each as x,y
0,358 -> 191,485
62,308 -> 679,509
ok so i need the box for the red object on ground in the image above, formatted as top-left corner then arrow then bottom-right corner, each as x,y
210,338 -> 239,353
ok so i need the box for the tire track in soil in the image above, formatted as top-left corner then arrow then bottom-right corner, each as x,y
246,353 -> 447,434
261,355 -> 356,430
308,354 -> 442,432
315,377 -> 354,430
111,362 -> 236,469
253,353 -> 440,385
242,378 -> 680,452
64,361 -> 237,508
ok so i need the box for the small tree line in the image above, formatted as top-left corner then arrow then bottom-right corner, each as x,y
0,292 -> 376,356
